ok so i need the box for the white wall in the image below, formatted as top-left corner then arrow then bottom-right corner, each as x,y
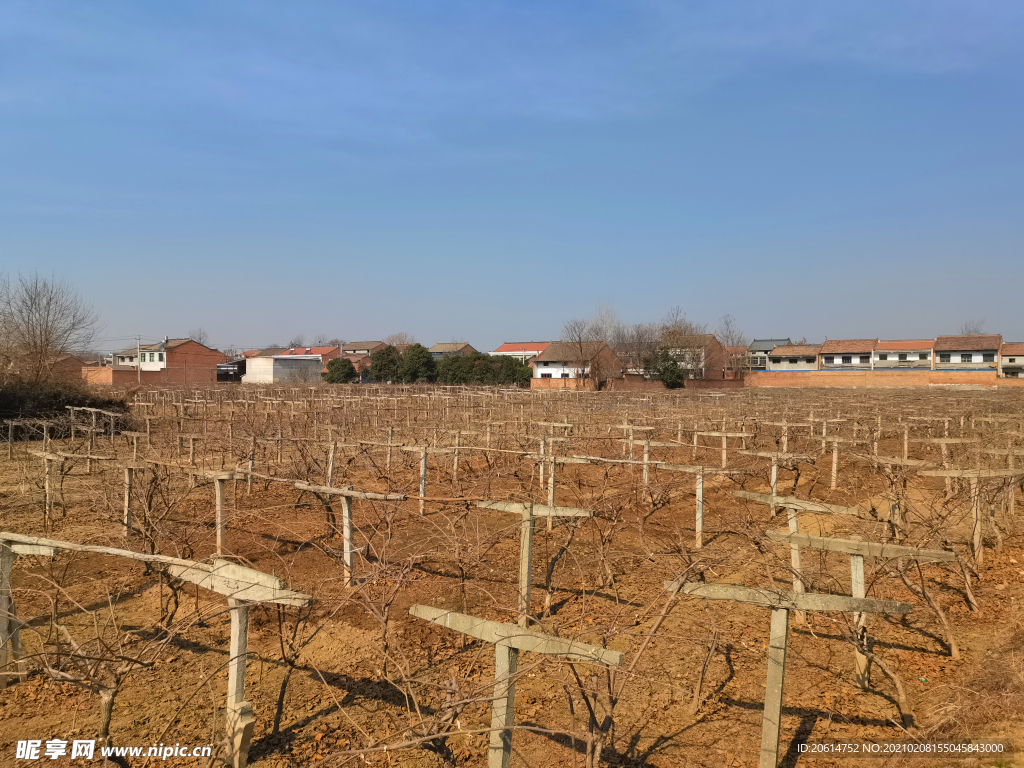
534,361 -> 585,379
767,355 -> 818,371
934,350 -> 998,367
820,353 -> 872,367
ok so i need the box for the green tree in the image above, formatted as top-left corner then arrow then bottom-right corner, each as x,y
370,345 -> 402,383
324,357 -> 357,384
399,344 -> 437,383
649,348 -> 689,389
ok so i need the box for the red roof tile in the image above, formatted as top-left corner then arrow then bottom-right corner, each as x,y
1001,343 -> 1024,356
820,339 -> 878,354
493,342 -> 552,354
933,334 -> 1002,351
876,339 -> 935,350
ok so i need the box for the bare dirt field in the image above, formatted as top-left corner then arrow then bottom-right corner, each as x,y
1,385 -> 1022,768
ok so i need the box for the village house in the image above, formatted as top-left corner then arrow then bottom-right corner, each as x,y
87,338 -> 228,385
531,341 -> 623,382
746,339 -> 791,370
242,355 -> 324,384
873,340 -> 935,369
999,343 -> 1024,378
429,342 -> 478,361
767,344 -> 821,371
660,333 -> 728,380
932,334 -> 1003,371
819,339 -> 877,370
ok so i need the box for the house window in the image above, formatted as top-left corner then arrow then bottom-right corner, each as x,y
788,358 -> 797,365
842,356 -> 852,364
939,353 -> 951,363
1010,358 -> 1017,363
859,355 -> 869,364
824,356 -> 834,364
805,358 -> 815,364
150,353 -> 155,362
961,353 -> 973,363
878,353 -> 888,361
983,353 -> 995,362
540,373 -> 552,379
919,353 -> 928,360
770,358 -> 781,364
561,373 -> 570,378
898,353 -> 907,361
158,353 -> 164,362
542,362 -> 549,366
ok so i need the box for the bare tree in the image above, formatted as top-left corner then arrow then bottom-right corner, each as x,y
312,334 -> 345,347
187,327 -> 210,346
0,272 -> 100,385
715,314 -> 749,348
959,319 -> 986,335
384,332 -> 417,346
288,334 -> 307,348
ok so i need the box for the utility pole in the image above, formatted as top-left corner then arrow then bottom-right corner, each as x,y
136,335 -> 142,383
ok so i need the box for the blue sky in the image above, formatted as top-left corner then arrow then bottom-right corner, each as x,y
2,1 -> 1023,352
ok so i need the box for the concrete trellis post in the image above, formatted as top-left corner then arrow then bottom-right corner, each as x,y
410,605 -> 623,768
0,539 -> 57,690
294,481 -> 406,586
767,530 -> 954,687
0,532 -> 311,768
920,467 -> 1024,566
478,501 -> 593,627
666,580 -> 911,768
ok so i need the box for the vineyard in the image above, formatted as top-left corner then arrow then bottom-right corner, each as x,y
1,385 -> 1022,768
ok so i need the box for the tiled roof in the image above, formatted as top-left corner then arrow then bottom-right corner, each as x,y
279,346 -> 339,356
876,339 -> 935,350
534,341 -> 608,363
933,334 -> 1002,351
770,345 -> 822,356
725,346 -> 748,356
342,341 -> 384,353
1001,343 -> 1024,356
820,339 -> 878,354
493,342 -> 552,354
748,339 -> 791,353
429,342 -> 473,353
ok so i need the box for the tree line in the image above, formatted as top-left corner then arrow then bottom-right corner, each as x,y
325,344 -> 532,386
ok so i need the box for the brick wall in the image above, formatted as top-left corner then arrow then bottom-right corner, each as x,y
529,377 -> 596,391
745,370 -> 1024,388
605,375 -> 667,392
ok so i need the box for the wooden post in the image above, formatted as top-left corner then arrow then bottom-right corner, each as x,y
547,457 -> 556,532
851,553 -> 869,688
903,427 -> 909,462
695,470 -> 704,549
419,450 -> 427,516
386,426 -> 393,473
781,423 -> 789,453
831,440 -> 839,490
770,457 -> 778,517
721,435 -> 728,469
226,599 -> 255,768
7,422 -> 12,460
326,442 -> 336,487
759,608 -> 789,768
